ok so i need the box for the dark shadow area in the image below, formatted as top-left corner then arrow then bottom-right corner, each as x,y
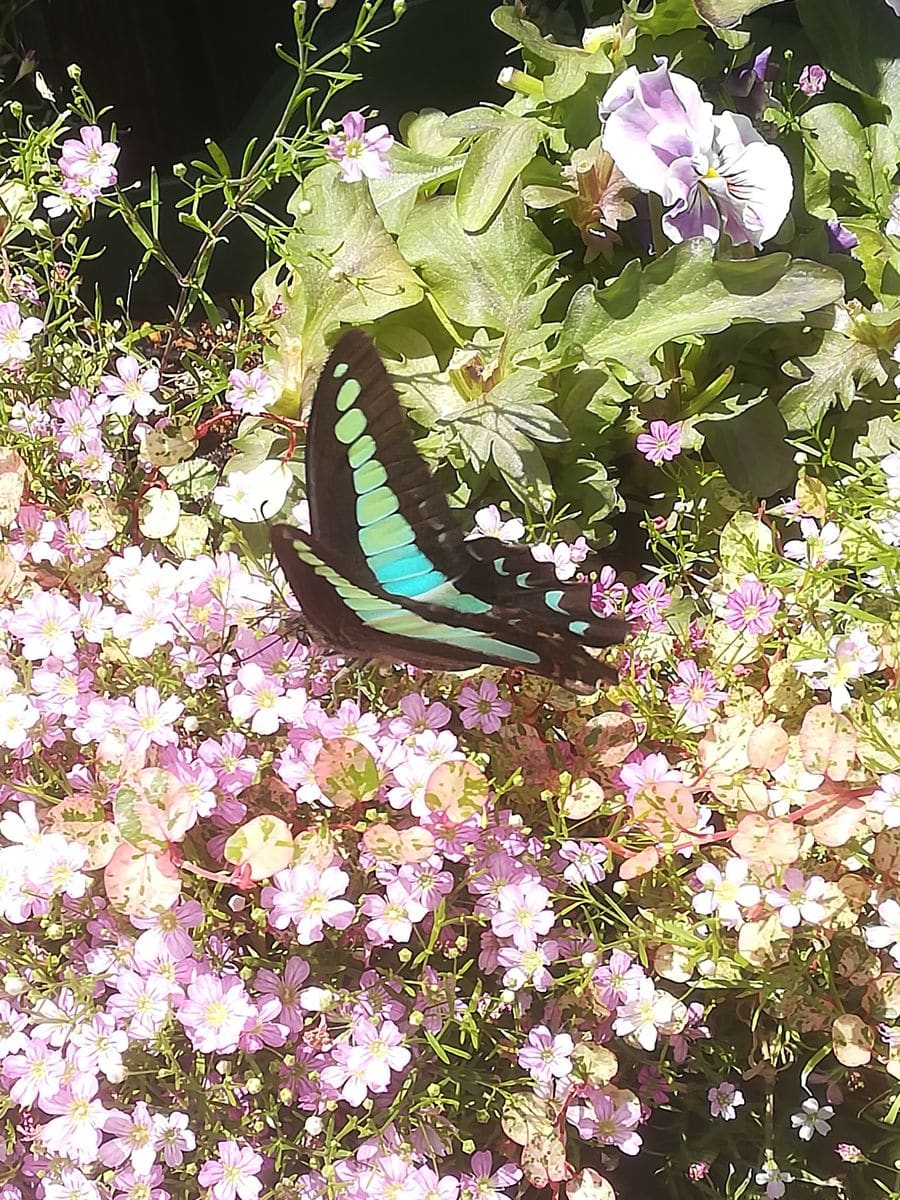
17,0 -> 509,318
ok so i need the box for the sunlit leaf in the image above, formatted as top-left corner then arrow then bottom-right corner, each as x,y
314,738 -> 381,810
104,842 -> 181,918
424,760 -> 489,824
224,814 -> 295,881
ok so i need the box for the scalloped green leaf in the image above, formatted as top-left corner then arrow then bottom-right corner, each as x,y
369,145 -> 467,235
558,239 -> 844,381
284,162 -> 423,357
397,184 -> 554,329
779,330 -> 888,430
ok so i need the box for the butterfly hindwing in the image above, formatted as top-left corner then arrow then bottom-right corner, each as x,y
271,525 -> 617,693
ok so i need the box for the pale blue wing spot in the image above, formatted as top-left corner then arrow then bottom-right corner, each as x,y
336,378 -> 362,412
335,409 -> 366,444
493,557 -> 509,576
516,572 -> 531,587
348,435 -> 377,468
545,589 -> 566,614
291,540 -> 540,665
383,569 -> 447,598
370,545 -> 439,583
333,362 -> 349,378
569,620 -> 589,636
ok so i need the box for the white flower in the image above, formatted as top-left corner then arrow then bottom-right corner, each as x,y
887,189 -> 900,238
869,774 -> 900,828
882,450 -> 900,498
467,504 -> 524,544
794,628 -> 881,712
782,518 -> 842,566
864,897 -> 900,963
691,858 -> 760,927
791,1096 -> 833,1140
213,460 -> 293,523
612,980 -> 678,1051
531,537 -> 589,581
755,1162 -> 793,1199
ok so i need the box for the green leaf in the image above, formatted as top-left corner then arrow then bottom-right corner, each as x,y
369,145 -> 467,234
284,163 -> 424,358
692,0 -> 787,27
841,218 -> 900,301
800,104 -> 899,217
779,330 -> 888,430
700,399 -> 796,495
456,118 -> 544,233
796,0 -> 900,129
492,6 -> 613,101
557,239 -> 845,381
397,184 -> 554,329
399,108 -> 462,157
628,0 -> 705,35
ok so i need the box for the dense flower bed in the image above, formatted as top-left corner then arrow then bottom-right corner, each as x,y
1,2 -> 900,1199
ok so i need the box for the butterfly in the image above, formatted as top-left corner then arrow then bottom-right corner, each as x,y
270,330 -> 627,694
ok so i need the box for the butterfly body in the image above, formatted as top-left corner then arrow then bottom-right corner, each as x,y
271,330 -> 626,694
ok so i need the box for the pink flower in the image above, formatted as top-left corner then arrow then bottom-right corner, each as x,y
708,1081 -> 745,1120
590,565 -> 627,617
619,752 -> 682,803
99,355 -> 161,418
667,659 -> 728,725
723,577 -> 780,635
261,863 -> 355,942
226,366 -> 276,416
0,300 -> 43,365
798,64 -> 827,95
176,973 -> 256,1053
559,840 -> 607,886
6,590 -> 80,660
566,1085 -> 643,1154
361,881 -> 427,943
227,663 -> 292,735
326,111 -> 394,183
612,980 -> 679,1051
593,950 -> 646,1009
3,1038 -> 65,1105
517,1025 -> 574,1084
626,577 -> 671,629
636,420 -> 682,464
37,1075 -> 107,1165
119,685 -> 184,754
59,125 -> 120,196
467,504 -> 524,543
491,881 -> 554,948
387,692 -> 452,739
198,1140 -> 264,1200
457,678 -> 510,734
460,1152 -> 522,1200
99,1101 -> 159,1174
152,1111 -> 196,1167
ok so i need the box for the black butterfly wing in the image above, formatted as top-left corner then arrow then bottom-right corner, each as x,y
292,328 -> 626,690
270,525 -> 618,693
